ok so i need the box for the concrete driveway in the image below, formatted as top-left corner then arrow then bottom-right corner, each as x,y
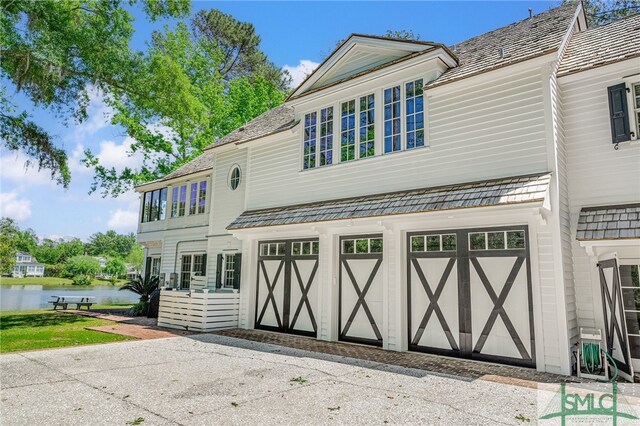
0,334 -> 619,425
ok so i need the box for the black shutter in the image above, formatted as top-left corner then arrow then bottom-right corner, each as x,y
608,83 -> 631,143
233,254 -> 242,290
216,254 -> 223,288
144,257 -> 152,282
201,254 -> 207,276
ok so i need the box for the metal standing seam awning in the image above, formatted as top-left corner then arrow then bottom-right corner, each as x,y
227,172 -> 551,230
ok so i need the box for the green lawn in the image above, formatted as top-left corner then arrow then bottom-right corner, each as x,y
0,276 -> 127,287
0,310 -> 134,353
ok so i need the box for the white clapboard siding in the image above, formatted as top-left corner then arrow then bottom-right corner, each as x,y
247,66 -> 549,210
157,290 -> 240,332
211,149 -> 247,234
561,60 -> 640,328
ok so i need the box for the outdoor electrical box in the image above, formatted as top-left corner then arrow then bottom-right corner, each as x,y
169,273 -> 177,289
159,273 -> 166,287
577,328 -> 608,381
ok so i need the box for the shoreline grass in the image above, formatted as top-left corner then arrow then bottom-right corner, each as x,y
0,309 -> 134,353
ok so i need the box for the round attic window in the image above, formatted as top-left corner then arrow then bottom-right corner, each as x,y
229,166 -> 241,190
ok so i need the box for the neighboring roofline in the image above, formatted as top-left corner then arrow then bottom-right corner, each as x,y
227,171 -> 551,230
285,33 -> 457,101
204,119 -> 299,152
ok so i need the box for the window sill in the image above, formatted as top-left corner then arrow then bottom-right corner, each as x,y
299,145 -> 431,174
614,139 -> 640,150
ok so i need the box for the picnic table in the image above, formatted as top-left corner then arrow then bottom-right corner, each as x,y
49,296 -> 95,310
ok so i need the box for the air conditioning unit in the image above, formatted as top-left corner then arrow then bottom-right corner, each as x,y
169,273 -> 178,289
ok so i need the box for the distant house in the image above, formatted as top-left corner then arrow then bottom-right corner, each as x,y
12,252 -> 45,278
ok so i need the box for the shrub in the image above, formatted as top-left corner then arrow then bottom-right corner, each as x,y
44,264 -> 65,277
65,255 -> 101,278
72,275 -> 92,286
104,258 -> 126,278
131,301 -> 149,316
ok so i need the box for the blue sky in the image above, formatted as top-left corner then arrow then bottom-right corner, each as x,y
0,1 -> 560,240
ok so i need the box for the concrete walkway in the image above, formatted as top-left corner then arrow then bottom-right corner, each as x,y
1,334 -> 638,425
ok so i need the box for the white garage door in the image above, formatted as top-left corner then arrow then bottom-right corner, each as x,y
408,227 -> 535,367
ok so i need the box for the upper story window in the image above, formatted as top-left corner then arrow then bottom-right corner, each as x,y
405,79 -> 424,149
303,112 -> 317,169
171,185 -> 187,218
384,86 -> 402,153
229,166 -> 241,190
341,100 -> 356,162
189,180 -> 207,215
319,107 -> 333,167
142,188 -> 167,223
359,94 -> 375,158
633,83 -> 640,138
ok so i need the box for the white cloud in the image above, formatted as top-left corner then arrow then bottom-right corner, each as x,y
94,137 -> 145,172
107,208 -> 138,232
0,192 -> 32,221
282,59 -> 320,88
0,150 -> 58,187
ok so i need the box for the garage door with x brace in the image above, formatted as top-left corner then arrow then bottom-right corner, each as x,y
339,235 -> 384,347
407,227 -> 535,367
255,239 -> 319,337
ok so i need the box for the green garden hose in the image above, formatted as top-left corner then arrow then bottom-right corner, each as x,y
581,342 -> 619,382
582,342 -> 601,374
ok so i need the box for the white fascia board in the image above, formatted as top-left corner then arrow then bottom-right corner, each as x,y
135,169 -> 213,192
288,49 -> 453,110
228,201 -> 545,240
293,36 -> 441,97
557,57 -> 640,84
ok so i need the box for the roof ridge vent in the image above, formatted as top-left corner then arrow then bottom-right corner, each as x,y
529,8 -> 533,19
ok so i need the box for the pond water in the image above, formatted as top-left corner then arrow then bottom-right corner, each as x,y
0,285 -> 140,311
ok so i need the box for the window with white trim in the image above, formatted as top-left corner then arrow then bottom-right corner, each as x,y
342,238 -> 383,254
359,94 -> 375,158
405,79 -> 425,149
303,112 -> 317,169
469,230 -> 526,251
171,185 -> 187,218
384,85 -> 402,153
223,254 -> 236,288
341,100 -> 356,162
633,83 -> 640,138
319,107 -> 333,167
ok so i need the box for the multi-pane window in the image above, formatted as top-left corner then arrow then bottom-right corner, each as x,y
259,243 -> 285,256
224,254 -> 236,288
384,85 -> 402,153
150,257 -> 161,276
633,83 -> 640,137
292,241 -> 319,255
198,180 -> 206,214
341,100 -> 356,162
406,79 -> 425,149
141,188 -> 167,222
469,230 -> 526,251
319,107 -> 333,167
359,94 -> 375,158
303,112 -> 317,170
189,182 -> 198,215
229,166 -> 241,190
342,238 -> 383,254
411,234 -> 456,252
171,185 -> 187,218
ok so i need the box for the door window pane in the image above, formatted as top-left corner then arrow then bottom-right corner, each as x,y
506,231 -> 525,249
442,234 -> 457,251
411,236 -> 425,252
469,233 -> 486,250
488,232 -> 505,250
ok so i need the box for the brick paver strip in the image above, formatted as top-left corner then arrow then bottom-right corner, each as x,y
213,328 -> 583,385
86,324 -> 193,340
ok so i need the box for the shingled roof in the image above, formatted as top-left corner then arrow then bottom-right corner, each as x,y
558,12 -> 640,77
576,203 -> 640,240
228,173 -> 551,230
204,105 -> 296,150
429,2 -> 579,88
